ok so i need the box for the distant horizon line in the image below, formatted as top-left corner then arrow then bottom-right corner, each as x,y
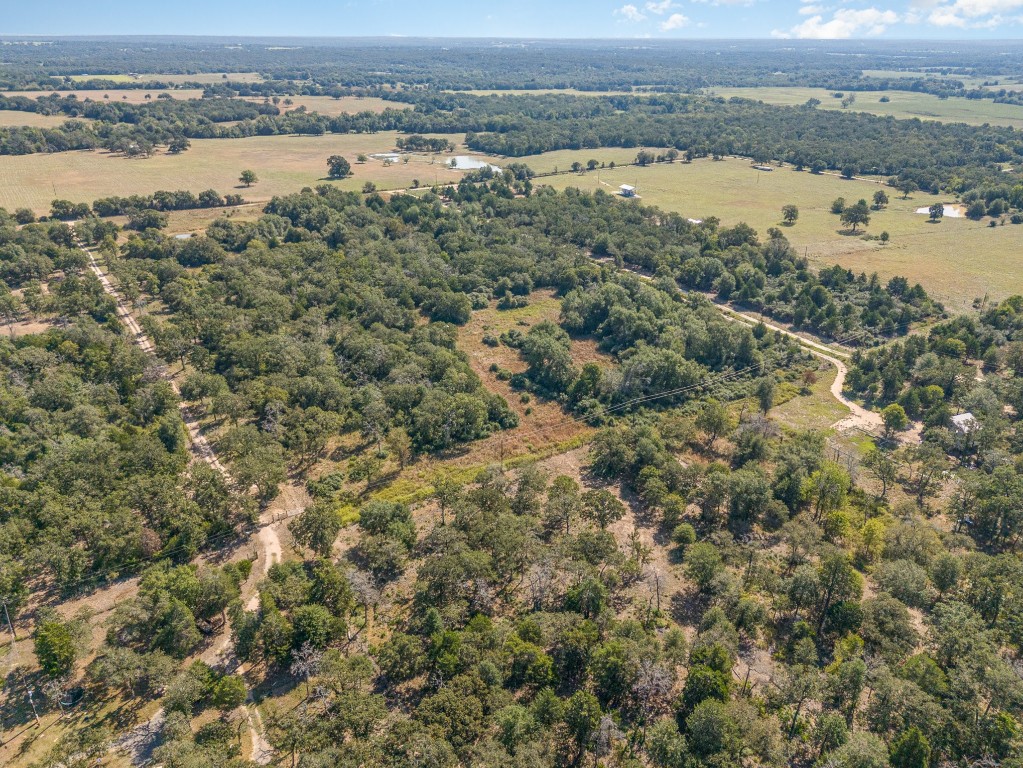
2,34 -> 1023,44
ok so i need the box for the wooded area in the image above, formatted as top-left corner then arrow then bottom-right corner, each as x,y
2,37 -> 1023,768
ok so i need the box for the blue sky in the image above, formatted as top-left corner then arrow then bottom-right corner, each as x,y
4,0 -> 1023,39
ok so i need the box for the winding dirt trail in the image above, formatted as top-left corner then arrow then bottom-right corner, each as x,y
76,235 -> 286,765
606,258 -> 883,433
719,305 -> 883,433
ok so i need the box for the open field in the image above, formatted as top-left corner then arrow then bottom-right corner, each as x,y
542,156 -> 1023,308
772,363 -> 850,434
139,71 -> 265,84
158,204 -> 266,237
1,92 -> 400,119
514,146 -> 653,174
0,131 -> 469,213
1,88 -> 205,103
0,109 -> 88,127
67,73 -> 135,83
450,290 -> 610,462
454,88 -> 639,96
861,69 -> 1023,91
242,94 -> 405,115
68,72 -> 265,85
708,86 -> 1023,128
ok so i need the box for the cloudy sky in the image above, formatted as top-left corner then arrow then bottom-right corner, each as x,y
4,0 -> 1023,38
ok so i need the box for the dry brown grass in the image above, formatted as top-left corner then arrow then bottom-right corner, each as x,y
0,110 -> 89,128
452,289 -> 612,464
0,132 -> 467,214
242,95 -> 406,116
135,72 -> 265,85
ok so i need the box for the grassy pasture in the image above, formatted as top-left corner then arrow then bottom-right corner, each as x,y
67,73 -> 135,83
514,146 -> 653,174
453,88 -> 639,96
0,109 -> 88,127
0,131 -> 468,213
68,72 -> 265,85
861,69 -> 1023,91
138,71 -> 265,84
541,156 -> 1023,308
707,86 -> 1023,128
1,88 -> 205,103
242,94 -> 405,115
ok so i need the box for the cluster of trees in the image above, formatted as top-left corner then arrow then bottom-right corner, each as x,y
0,322 -> 246,617
475,186 -> 940,344
110,184 -> 936,505
509,280 -> 807,416
0,93 -> 344,156
133,398 -> 1023,767
47,188 -> 243,220
846,296 -> 1023,549
113,185 -> 546,489
396,134 -> 454,153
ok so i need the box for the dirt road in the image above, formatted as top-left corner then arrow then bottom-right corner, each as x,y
81,238 -> 232,479
77,236 -> 284,765
718,304 -> 883,433
604,257 -> 883,434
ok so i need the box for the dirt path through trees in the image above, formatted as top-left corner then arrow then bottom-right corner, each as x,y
76,234 -> 285,764
604,257 -> 884,434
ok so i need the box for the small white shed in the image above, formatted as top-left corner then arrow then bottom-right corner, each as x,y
952,412 -> 980,435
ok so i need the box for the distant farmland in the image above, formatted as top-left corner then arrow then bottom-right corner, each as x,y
708,86 -> 1023,129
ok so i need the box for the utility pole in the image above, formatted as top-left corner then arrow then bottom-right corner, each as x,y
27,687 -> 40,725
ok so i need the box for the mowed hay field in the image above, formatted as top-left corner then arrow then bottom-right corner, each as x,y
0,131 -> 468,213
708,86 -> 1023,129
542,157 -> 1023,308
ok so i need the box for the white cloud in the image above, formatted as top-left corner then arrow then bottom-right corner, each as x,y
921,0 -> 1023,27
660,11 -> 691,28
799,4 -> 826,14
949,0 -> 1023,15
615,3 -> 647,21
644,0 -> 676,14
782,6 -> 900,38
928,6 -> 968,23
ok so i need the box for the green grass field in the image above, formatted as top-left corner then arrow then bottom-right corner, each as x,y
541,156 -> 1023,309
0,132 -> 468,214
708,86 -> 1023,128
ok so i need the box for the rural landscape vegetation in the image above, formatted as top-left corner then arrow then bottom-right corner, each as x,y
0,30 -> 1021,768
